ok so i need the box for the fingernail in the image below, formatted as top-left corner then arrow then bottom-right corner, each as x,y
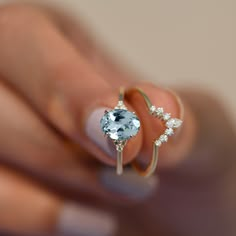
86,107 -> 116,158
57,202 -> 117,236
100,167 -> 158,200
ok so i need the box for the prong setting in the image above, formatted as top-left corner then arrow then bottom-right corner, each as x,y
150,106 -> 183,148
100,87 -> 141,176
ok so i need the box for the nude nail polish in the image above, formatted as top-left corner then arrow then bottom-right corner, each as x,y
100,167 -> 158,200
86,107 -> 116,158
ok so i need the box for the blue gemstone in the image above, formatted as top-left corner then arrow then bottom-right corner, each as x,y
100,109 -> 140,141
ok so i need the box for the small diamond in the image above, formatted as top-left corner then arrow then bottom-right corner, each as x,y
155,107 -> 164,116
163,113 -> 171,121
115,101 -> 127,109
150,105 -> 156,114
166,118 -> 183,129
159,134 -> 168,142
155,140 -> 162,147
165,128 -> 174,136
100,109 -> 140,141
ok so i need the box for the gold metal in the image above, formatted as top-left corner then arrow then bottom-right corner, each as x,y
115,140 -> 126,175
132,142 -> 159,178
115,142 -> 125,175
117,150 -> 123,175
119,87 -> 125,102
114,87 -> 127,175
128,87 -> 159,177
135,88 -> 153,109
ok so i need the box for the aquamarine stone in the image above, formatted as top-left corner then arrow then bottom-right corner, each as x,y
100,109 -> 140,141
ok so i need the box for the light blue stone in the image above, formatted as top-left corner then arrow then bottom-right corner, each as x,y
100,109 -> 140,141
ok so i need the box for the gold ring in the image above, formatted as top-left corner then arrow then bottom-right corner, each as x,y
130,88 -> 183,177
100,88 -> 141,175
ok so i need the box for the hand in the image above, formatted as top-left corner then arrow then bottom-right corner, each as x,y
0,4 -> 235,236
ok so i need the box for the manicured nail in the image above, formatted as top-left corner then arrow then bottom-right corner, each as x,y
100,167 -> 158,200
86,107 -> 116,158
57,202 -> 117,236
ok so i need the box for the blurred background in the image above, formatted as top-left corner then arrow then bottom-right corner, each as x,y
2,0 -> 235,122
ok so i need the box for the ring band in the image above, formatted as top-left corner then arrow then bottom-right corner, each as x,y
100,87 -> 141,175
130,88 -> 183,177
115,87 -> 125,175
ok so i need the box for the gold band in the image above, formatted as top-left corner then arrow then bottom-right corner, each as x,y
115,140 -> 126,175
128,88 -> 159,177
117,149 -> 123,175
132,142 -> 159,178
114,87 -> 126,175
128,87 -> 183,177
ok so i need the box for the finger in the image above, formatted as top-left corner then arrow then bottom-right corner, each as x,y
0,166 -> 117,236
0,4 -> 142,165
0,74 -> 156,202
0,76 -> 102,195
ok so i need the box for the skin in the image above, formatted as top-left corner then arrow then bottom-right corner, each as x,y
0,3 -> 235,236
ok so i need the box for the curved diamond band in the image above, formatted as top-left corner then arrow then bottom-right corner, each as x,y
100,88 -> 141,175
130,88 -> 183,177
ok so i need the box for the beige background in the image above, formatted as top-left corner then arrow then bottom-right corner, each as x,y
1,0 -> 236,124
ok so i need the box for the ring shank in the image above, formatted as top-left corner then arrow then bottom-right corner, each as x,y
115,87 -> 159,177
127,88 -> 159,177
132,143 -> 159,177
115,87 -> 126,175
117,150 -> 123,175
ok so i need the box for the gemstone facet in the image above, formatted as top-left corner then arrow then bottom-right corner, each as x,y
150,105 -> 156,114
159,134 -> 168,142
155,107 -> 164,117
163,113 -> 171,121
155,140 -> 162,147
166,118 -> 183,129
165,128 -> 174,136
100,109 -> 140,141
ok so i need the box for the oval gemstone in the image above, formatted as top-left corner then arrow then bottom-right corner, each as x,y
100,109 -> 140,141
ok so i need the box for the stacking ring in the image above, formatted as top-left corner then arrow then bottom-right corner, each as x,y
130,88 -> 183,177
100,88 -> 141,175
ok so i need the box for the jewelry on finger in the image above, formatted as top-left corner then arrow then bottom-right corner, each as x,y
100,87 -> 141,175
131,88 -> 183,177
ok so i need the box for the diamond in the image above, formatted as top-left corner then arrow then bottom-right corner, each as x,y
163,113 -> 171,121
155,140 -> 162,147
150,105 -> 156,114
115,101 -> 127,110
165,128 -> 174,136
159,134 -> 168,142
100,109 -> 140,141
155,107 -> 164,116
166,118 -> 183,129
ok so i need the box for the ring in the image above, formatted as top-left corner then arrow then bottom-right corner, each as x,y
100,87 -> 141,175
130,88 -> 183,177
